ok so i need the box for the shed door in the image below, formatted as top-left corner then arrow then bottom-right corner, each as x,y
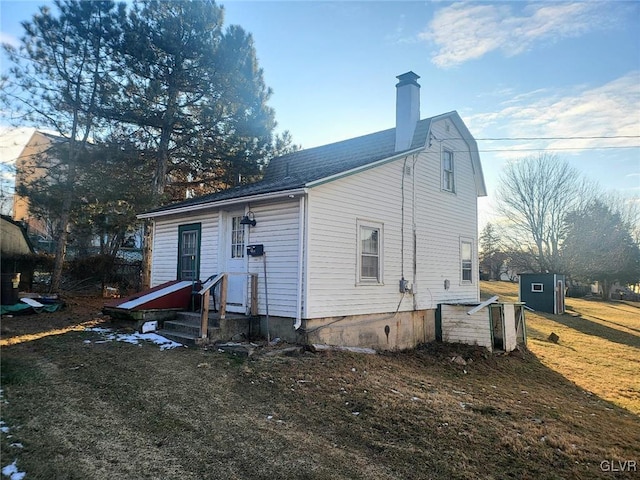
221,211 -> 247,313
490,305 -> 504,351
556,280 -> 565,314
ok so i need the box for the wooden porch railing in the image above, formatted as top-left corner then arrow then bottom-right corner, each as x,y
197,273 -> 259,340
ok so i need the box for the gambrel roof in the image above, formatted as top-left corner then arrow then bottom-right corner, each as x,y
140,111 -> 485,219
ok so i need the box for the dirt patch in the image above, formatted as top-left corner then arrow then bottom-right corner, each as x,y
1,291 -> 639,479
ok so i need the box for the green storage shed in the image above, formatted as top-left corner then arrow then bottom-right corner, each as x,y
519,273 -> 565,314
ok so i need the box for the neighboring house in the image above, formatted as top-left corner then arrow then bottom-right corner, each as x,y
139,72 -> 487,350
12,130 -> 61,241
1,214 -> 35,294
0,214 -> 34,256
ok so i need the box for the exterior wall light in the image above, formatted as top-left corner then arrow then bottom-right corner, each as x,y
240,211 -> 256,227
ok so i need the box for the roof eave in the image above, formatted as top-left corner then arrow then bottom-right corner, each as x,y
137,187 -> 308,220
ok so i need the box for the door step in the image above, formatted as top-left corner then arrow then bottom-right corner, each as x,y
157,311 -> 254,346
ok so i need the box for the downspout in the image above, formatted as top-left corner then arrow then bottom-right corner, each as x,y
294,195 -> 306,330
412,154 -> 418,311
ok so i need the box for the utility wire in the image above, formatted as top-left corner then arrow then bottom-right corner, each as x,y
475,135 -> 640,141
478,145 -> 640,153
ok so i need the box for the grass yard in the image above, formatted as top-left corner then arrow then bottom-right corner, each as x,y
482,280 -> 640,415
1,287 -> 638,479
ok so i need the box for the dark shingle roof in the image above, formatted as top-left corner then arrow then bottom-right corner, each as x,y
143,118 -> 432,215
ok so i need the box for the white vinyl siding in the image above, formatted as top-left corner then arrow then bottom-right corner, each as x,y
306,160 -> 408,318
245,199 -> 300,318
413,117 -> 479,307
305,118 -> 479,318
150,199 -> 300,318
151,211 -> 219,286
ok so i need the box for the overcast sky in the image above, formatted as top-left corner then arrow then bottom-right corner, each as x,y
1,1 -> 639,223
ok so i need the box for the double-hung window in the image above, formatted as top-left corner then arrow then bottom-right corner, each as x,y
460,239 -> 473,283
442,149 -> 455,192
357,220 -> 383,284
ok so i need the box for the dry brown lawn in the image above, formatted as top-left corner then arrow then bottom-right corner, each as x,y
482,280 -> 640,414
1,288 -> 638,479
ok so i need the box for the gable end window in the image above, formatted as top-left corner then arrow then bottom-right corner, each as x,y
442,149 -> 455,192
460,238 -> 473,284
357,220 -> 383,285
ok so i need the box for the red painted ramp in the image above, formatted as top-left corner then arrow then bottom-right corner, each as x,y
104,280 -> 195,311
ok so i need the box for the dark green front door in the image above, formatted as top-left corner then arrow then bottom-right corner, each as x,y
178,223 -> 201,281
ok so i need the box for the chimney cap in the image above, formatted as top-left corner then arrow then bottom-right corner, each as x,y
396,71 -> 420,88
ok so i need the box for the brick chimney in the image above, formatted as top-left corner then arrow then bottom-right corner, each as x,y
395,71 -> 420,152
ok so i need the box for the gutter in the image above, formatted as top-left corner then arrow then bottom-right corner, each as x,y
137,187 -> 307,220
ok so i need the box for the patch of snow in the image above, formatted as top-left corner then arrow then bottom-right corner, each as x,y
85,327 -> 184,350
0,420 -> 10,434
9,443 -> 23,449
1,459 -> 26,480
85,327 -> 111,333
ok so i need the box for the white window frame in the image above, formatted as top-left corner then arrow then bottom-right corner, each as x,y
442,149 -> 455,193
531,283 -> 544,292
230,215 -> 246,259
460,238 -> 473,284
356,219 -> 384,285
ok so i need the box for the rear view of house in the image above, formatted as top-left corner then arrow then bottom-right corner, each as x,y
139,72 -> 487,350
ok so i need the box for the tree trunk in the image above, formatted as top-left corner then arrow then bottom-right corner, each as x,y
50,163 -> 77,292
600,279 -> 610,301
50,215 -> 70,293
141,220 -> 153,290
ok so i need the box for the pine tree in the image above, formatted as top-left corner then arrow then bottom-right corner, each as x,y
562,200 -> 640,299
3,0 -> 123,291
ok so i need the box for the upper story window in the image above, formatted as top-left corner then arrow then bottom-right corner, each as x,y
442,149 -> 455,193
357,220 -> 383,285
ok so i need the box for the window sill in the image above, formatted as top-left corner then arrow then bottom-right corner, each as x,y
356,280 -> 384,287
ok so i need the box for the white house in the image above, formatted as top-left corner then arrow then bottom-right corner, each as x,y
139,72 -> 487,350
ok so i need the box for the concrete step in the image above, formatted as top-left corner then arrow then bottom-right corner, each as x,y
175,311 -> 220,327
162,319 -> 201,337
156,329 -> 199,346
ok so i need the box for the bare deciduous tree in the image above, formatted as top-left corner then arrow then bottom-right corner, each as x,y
496,153 -> 596,272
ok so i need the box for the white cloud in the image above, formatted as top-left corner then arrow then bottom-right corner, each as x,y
465,71 -> 640,157
421,2 -> 614,68
0,32 -> 19,48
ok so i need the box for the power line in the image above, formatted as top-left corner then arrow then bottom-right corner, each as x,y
475,135 -> 640,141
478,145 -> 640,153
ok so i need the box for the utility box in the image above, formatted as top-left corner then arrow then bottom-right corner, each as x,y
519,273 -> 565,314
